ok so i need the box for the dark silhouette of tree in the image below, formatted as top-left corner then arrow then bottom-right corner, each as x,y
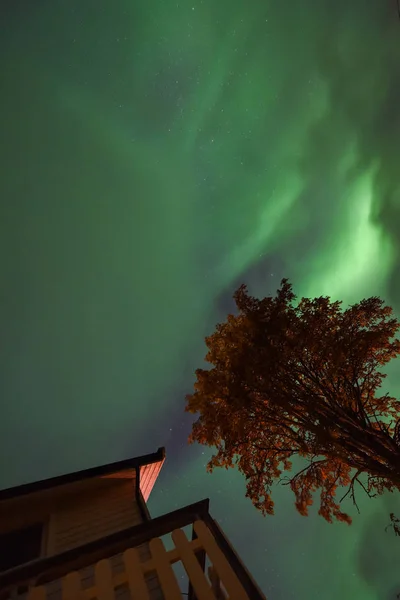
186,280 -> 400,524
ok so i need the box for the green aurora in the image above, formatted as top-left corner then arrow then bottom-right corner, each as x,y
1,1 -> 400,598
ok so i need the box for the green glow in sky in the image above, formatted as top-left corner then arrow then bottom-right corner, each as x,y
1,1 -> 400,598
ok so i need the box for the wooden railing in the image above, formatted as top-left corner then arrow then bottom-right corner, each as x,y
0,500 -> 266,600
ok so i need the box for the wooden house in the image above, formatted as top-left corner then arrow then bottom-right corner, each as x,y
0,447 -> 266,600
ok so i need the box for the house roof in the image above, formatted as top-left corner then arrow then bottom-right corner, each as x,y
0,447 -> 166,503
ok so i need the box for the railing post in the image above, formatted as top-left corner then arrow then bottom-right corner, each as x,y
208,566 -> 227,600
201,515 -> 266,600
187,524 -> 206,600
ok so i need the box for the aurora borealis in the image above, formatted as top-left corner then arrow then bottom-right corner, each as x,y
1,0 -> 400,597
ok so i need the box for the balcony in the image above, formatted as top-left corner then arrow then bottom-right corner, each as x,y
0,499 -> 266,600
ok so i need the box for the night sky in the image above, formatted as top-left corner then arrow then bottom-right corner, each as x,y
1,1 -> 400,598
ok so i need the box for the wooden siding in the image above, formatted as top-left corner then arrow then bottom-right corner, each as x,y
0,454 -> 165,540
50,480 -> 142,555
140,459 -> 165,503
0,478 -> 138,537
46,479 -> 164,600
3,479 -> 164,600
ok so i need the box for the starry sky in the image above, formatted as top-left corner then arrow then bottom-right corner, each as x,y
1,0 -> 400,598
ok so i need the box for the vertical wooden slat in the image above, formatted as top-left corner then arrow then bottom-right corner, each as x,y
63,571 -> 82,599
123,547 -> 150,600
171,529 -> 215,600
208,567 -> 227,600
188,524 -> 207,600
193,521 -> 248,600
95,559 -> 114,600
27,587 -> 46,600
149,537 -> 182,600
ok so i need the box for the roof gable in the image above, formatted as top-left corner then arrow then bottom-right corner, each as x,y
0,447 -> 165,505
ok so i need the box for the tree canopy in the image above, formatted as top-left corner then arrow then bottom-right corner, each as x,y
185,280 -> 400,524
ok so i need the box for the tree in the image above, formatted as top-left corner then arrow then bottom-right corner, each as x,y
185,280 -> 400,524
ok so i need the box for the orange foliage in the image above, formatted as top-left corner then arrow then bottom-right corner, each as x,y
186,279 -> 400,524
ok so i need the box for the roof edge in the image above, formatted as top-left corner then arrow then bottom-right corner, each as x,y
0,447 -> 166,502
